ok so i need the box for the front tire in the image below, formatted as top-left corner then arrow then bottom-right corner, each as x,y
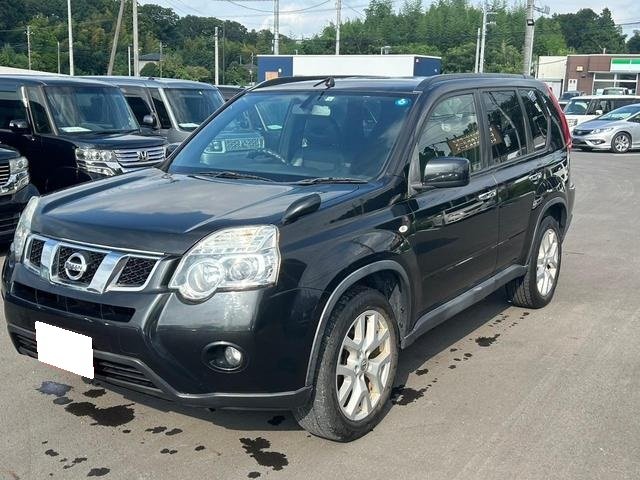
505,216 -> 562,309
611,132 -> 631,153
294,286 -> 399,441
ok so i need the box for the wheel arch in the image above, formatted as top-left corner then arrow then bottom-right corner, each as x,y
523,197 -> 568,264
303,259 -> 412,386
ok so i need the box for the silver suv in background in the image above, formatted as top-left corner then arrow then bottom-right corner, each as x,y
86,77 -> 225,143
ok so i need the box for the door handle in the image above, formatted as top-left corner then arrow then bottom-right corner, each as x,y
478,189 -> 497,201
528,172 -> 542,182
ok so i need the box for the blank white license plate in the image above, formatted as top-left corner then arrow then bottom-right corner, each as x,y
35,321 -> 94,379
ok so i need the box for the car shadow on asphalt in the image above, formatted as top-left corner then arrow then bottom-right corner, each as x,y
94,291 -> 512,433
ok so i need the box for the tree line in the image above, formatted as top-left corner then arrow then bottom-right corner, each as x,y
1,0 -> 639,85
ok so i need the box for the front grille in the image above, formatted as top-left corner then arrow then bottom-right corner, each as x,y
0,163 -> 10,185
573,129 -> 591,136
12,282 -> 135,322
56,246 -> 106,284
0,211 -> 19,234
116,257 -> 156,287
95,359 -> 159,389
113,146 -> 165,168
28,238 -> 45,266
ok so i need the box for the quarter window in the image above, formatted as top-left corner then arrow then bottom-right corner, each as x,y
483,90 -> 528,163
0,90 -> 27,130
519,89 -> 549,151
149,89 -> 171,129
415,93 -> 482,175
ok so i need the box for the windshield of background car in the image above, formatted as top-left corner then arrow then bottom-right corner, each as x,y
165,88 -> 224,131
45,86 -> 138,134
564,98 -> 589,115
168,91 -> 415,182
599,105 -> 640,121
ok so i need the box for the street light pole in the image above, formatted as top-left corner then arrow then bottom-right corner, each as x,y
67,0 -> 74,75
523,0 -> 535,76
214,27 -> 219,85
474,27 -> 481,73
273,0 -> 280,54
335,0 -> 342,55
479,2 -> 487,73
132,0 -> 140,76
26,25 -> 32,70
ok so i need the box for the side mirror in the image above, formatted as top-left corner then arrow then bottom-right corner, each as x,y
417,157 -> 470,189
142,114 -> 156,127
595,109 -> 603,116
9,119 -> 30,133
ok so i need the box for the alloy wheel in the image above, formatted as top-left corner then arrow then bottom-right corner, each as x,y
614,134 -> 630,153
536,229 -> 559,296
335,309 -> 393,422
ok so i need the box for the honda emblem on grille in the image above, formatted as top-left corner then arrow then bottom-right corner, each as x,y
137,150 -> 149,162
64,253 -> 88,281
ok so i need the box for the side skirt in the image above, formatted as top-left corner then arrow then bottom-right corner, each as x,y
401,265 -> 527,349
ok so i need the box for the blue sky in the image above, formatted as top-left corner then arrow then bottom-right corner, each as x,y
141,0 -> 640,38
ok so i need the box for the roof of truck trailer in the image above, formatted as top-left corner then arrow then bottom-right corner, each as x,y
252,73 -> 537,93
85,76 -> 216,89
0,75 -> 116,88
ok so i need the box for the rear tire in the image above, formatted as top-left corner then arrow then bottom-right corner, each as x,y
293,286 -> 399,442
505,216 -> 562,309
611,132 -> 631,154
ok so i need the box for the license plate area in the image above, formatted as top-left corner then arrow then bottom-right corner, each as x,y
35,321 -> 94,378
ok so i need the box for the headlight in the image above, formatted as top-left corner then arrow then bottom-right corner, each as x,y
169,225 -> 280,302
591,127 -> 614,134
6,156 -> 30,192
75,147 -> 121,176
13,195 -> 39,261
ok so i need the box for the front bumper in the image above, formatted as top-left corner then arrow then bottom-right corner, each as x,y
571,133 -> 615,150
2,256 -> 320,410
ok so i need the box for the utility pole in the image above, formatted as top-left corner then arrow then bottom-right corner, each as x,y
127,45 -> 131,76
273,0 -> 280,54
335,0 -> 342,55
214,27 -> 219,85
479,2 -> 487,73
26,26 -> 32,70
57,41 -> 61,74
159,42 -> 163,77
132,0 -> 140,76
67,0 -> 74,75
107,0 -> 125,75
523,0 -> 535,76
474,27 -> 481,73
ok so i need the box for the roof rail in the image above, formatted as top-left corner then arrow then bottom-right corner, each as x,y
415,73 -> 530,91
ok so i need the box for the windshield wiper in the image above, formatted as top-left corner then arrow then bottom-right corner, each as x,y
191,170 -> 272,182
294,177 -> 367,185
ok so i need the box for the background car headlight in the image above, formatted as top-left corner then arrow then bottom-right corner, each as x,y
591,127 -> 614,134
8,156 -> 30,191
75,147 -> 121,176
169,225 -> 280,302
13,195 -> 39,261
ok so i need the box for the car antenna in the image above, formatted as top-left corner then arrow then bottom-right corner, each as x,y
313,76 -> 335,89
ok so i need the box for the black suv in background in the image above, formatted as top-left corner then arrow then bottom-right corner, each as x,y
86,76 -> 224,143
3,74 -> 574,441
0,143 -> 37,241
0,76 -> 167,193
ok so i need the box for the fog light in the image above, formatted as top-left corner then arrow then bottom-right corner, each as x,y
224,346 -> 243,367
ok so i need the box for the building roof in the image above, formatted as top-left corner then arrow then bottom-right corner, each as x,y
139,53 -> 161,62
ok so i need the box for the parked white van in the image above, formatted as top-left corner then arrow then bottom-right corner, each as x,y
564,95 -> 640,128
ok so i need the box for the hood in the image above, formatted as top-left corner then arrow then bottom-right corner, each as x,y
574,119 -> 626,131
33,169 -> 359,254
57,132 -> 166,149
0,144 -> 20,161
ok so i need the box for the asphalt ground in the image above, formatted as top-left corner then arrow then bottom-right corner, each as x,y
1,150 -> 639,480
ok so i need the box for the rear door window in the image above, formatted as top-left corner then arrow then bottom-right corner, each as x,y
0,89 -> 27,130
120,86 -> 153,125
414,93 -> 483,174
519,89 -> 549,151
482,90 -> 528,163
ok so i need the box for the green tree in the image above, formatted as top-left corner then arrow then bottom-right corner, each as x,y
628,31 -> 640,54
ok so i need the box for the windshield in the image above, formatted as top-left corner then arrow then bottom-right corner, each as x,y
45,86 -> 138,134
599,104 -> 640,121
164,88 -> 224,131
564,98 -> 590,115
560,91 -> 580,101
169,91 -> 415,182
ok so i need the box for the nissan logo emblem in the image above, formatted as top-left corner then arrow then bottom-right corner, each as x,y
64,252 -> 88,281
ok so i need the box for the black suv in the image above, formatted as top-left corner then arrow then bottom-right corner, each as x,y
0,143 -> 38,241
0,75 -> 167,193
3,74 -> 574,441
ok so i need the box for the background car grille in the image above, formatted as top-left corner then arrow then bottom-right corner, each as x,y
573,129 -> 591,136
0,163 -> 10,185
115,257 -> 156,287
223,137 -> 264,152
113,146 -> 165,169
56,246 -> 106,284
0,211 -> 20,236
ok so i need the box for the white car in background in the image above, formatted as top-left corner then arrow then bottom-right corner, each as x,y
564,95 -> 640,128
